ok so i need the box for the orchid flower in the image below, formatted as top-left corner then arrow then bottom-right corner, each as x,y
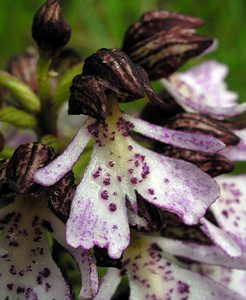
95,232 -> 245,300
161,60 -> 246,164
34,48 -> 226,259
0,143 -> 99,299
162,60 -> 246,120
95,175 -> 246,299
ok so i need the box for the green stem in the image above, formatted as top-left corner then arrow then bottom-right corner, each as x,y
37,54 -> 58,137
37,55 -> 52,102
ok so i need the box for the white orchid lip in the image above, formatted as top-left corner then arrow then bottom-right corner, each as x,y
34,97 -> 223,259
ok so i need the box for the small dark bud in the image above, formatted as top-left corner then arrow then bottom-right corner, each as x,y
6,143 -> 55,194
49,171 -> 76,222
162,146 -> 234,177
216,119 -> 246,131
83,48 -> 145,100
123,10 -> 214,80
166,113 -> 240,146
69,75 -> 107,121
32,0 -> 71,56
6,49 -> 38,93
94,246 -> 122,269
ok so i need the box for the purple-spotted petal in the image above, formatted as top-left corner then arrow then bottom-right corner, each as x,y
221,129 -> 246,162
153,237 -> 246,269
125,114 -> 225,153
191,264 -> 246,298
66,146 -> 131,259
211,175 -> 246,251
124,235 -> 243,300
34,119 -> 91,186
41,207 -> 99,299
94,268 -> 122,300
0,200 -> 70,299
162,60 -> 246,119
129,140 -> 220,225
200,218 -> 242,258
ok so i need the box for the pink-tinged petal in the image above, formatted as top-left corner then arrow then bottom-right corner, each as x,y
211,175 -> 246,251
128,140 -> 220,225
0,200 -> 70,299
192,264 -> 246,298
66,146 -> 131,259
221,129 -> 246,162
94,268 -> 122,300
124,235 -> 244,300
125,114 -> 225,153
42,208 -> 99,300
153,237 -> 246,269
34,119 -> 91,186
162,60 -> 246,119
200,218 -> 242,258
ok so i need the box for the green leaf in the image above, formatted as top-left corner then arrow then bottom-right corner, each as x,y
52,63 -> 83,106
0,71 -> 41,112
0,106 -> 37,129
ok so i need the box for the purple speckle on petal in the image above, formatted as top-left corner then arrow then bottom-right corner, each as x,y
109,203 -> 117,212
131,177 -> 138,184
108,160 -> 115,167
128,145 -> 133,151
101,190 -> 109,200
164,178 -> 169,184
103,178 -> 111,185
148,188 -> 154,195
178,281 -> 190,294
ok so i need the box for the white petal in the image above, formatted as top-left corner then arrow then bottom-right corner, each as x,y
0,200 -> 70,299
211,175 -> 246,251
128,140 -> 220,225
42,208 -> 99,300
66,145 -> 130,259
153,237 -> 246,269
94,268 -> 122,300
125,114 -> 225,153
162,60 -> 246,119
192,264 -> 246,298
124,234 -> 243,300
34,119 -> 91,186
200,217 -> 242,258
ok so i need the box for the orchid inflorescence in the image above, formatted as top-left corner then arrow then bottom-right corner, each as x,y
0,0 -> 246,299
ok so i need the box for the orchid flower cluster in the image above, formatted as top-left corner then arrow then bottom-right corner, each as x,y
0,0 -> 246,299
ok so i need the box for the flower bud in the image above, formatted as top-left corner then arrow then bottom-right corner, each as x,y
123,10 -> 214,80
166,113 -> 240,146
6,49 -> 38,93
49,171 -> 76,222
6,143 -> 54,193
69,75 -> 107,121
32,0 -> 71,56
162,147 -> 234,177
82,48 -> 145,100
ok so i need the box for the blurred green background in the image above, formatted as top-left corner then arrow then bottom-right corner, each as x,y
0,0 -> 246,100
